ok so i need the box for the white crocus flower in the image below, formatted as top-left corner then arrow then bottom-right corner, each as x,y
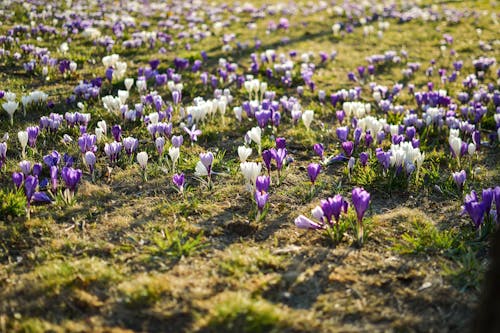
18,131 -> 28,158
3,101 -> 19,125
124,78 -> 134,91
169,147 -> 180,170
448,136 -> 462,159
240,161 -> 262,191
137,151 -> 148,169
247,127 -> 262,153
238,146 -> 252,163
302,110 -> 314,130
468,143 -> 476,156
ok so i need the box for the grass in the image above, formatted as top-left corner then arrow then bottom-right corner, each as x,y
0,0 -> 498,332
392,217 -> 459,255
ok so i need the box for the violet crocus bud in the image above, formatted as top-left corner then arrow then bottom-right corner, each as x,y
352,187 -> 371,245
172,173 -> 185,192
313,143 -> 324,159
111,124 -> 122,142
171,135 -> 184,148
342,141 -> 354,157
12,172 -> 24,190
307,163 -> 321,184
262,149 -> 273,174
452,170 -> 466,190
276,137 -> 286,149
360,152 -> 369,167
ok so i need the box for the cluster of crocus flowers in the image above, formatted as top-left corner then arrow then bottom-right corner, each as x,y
462,187 -> 499,234
254,175 -> 270,221
295,187 -> 371,245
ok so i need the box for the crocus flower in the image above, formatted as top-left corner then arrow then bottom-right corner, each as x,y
3,100 -> 19,125
19,160 -> 31,176
18,130 -> 28,158
247,127 -> 262,153
27,126 -> 39,148
184,125 -> 202,143
342,141 -> 354,157
482,188 -> 494,218
171,135 -> 184,148
262,149 -> 273,175
254,190 -> 269,214
24,175 -> 38,218
104,141 -> 122,164
463,191 -> 485,229
313,143 -> 324,159
123,137 -> 139,156
43,150 -> 61,167
240,161 -> 262,191
238,146 -> 252,163
61,167 -> 82,193
452,170 -> 466,190
359,152 -> 369,167
168,147 -> 180,170
31,192 -> 53,205
307,163 -> 321,185
12,172 -> 24,190
302,110 -> 314,130
0,142 -> 6,169
111,124 -> 122,142
276,137 -> 286,149
255,175 -> 270,193
137,152 -> 148,169
85,151 -> 96,178
172,173 -> 185,193
50,166 -> 58,192
294,215 -> 323,230
352,187 -> 371,245
155,137 -> 166,156
336,126 -> 349,142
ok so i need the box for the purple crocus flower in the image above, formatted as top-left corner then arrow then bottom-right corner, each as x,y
255,175 -> 270,193
472,130 -> 481,150
336,110 -> 345,124
254,190 -> 269,213
359,152 -> 369,167
271,148 -> 287,172
32,192 -> 53,205
104,141 -> 122,163
352,187 -> 371,223
24,175 -> 38,209
494,186 -> 500,224
275,137 -> 286,150
200,152 -> 214,175
111,125 -> 122,142
61,166 -> 82,192
313,143 -> 324,159
262,149 -> 273,174
78,134 -> 97,153
452,170 -> 466,190
307,163 -> 321,184
123,137 -> 139,156
43,150 -> 61,167
85,152 -> 96,174
19,160 -> 31,176
172,173 -> 185,192
463,191 -> 485,229
342,141 -> 354,157
336,126 -> 349,142
12,172 -> 24,190
171,135 -> 184,148
32,163 -> 42,178
295,215 -> 323,230
482,188 -> 494,217
27,126 -> 39,148
184,125 -> 202,143
255,110 -> 271,128
50,166 -> 58,192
